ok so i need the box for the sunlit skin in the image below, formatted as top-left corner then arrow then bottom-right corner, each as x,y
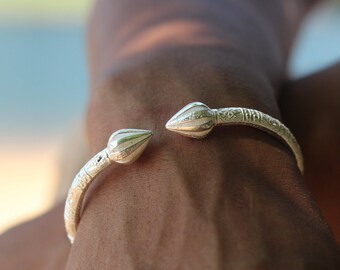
1,0 -> 340,269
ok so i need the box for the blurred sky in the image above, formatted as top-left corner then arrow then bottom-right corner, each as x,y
0,0 -> 340,233
289,1 -> 340,77
0,1 -> 90,23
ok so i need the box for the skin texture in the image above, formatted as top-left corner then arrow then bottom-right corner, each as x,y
281,63 -> 340,240
0,203 -> 70,269
0,0 -> 340,269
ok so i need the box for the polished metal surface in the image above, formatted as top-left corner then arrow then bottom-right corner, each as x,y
166,102 -> 303,174
64,129 -> 153,243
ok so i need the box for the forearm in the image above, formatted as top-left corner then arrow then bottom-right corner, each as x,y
89,0 -> 310,139
69,120 -> 339,268
67,0 -> 340,268
281,63 -> 340,241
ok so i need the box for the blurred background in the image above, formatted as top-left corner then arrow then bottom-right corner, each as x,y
0,0 -> 91,232
0,0 -> 340,233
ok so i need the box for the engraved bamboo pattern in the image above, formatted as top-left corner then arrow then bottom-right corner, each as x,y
214,107 -> 303,173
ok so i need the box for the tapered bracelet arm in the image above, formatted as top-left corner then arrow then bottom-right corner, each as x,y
166,102 -> 303,174
64,149 -> 112,243
64,129 -> 153,243
214,107 -> 303,173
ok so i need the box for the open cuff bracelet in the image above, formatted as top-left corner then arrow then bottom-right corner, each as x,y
64,102 -> 303,243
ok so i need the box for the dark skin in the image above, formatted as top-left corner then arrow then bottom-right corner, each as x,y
1,0 -> 340,269
281,63 -> 340,240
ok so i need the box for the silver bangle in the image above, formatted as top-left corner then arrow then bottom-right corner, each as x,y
64,129 -> 153,243
65,102 -> 303,243
166,102 -> 303,174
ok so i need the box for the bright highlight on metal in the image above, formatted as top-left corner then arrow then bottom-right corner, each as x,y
64,129 -> 153,243
166,102 -> 303,173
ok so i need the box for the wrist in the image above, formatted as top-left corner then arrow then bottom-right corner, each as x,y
87,49 -> 281,153
67,123 -> 339,268
70,59 -> 340,266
